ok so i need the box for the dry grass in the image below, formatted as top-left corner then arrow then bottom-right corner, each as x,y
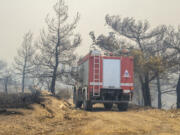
0,93 -> 180,135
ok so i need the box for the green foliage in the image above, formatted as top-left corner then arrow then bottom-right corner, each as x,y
131,49 -> 165,75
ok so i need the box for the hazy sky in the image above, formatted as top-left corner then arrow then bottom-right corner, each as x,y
0,0 -> 180,64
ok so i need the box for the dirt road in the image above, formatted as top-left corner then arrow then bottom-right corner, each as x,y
0,93 -> 180,135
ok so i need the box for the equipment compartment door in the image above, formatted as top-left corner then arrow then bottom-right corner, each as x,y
103,59 -> 121,88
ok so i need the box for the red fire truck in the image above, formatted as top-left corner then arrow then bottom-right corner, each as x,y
73,50 -> 134,111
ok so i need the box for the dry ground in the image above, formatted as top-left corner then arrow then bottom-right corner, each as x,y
0,92 -> 180,135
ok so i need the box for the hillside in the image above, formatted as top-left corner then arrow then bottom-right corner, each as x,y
0,92 -> 180,135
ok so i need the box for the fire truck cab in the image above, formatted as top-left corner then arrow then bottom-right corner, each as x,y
73,50 -> 134,111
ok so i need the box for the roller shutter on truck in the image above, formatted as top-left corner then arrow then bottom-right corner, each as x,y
103,59 -> 121,89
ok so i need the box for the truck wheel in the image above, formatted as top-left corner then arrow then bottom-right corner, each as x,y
74,88 -> 82,108
104,103 -> 113,110
73,87 -> 76,104
75,100 -> 82,108
83,97 -> 92,111
117,103 -> 128,111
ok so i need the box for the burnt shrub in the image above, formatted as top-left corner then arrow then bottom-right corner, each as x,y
0,90 -> 41,108
55,88 -> 72,100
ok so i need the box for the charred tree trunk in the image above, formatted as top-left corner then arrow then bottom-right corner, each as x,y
50,67 -> 57,95
22,57 -> 27,93
144,73 -> 151,106
176,74 -> 180,108
22,72 -> 25,93
47,81 -> 51,92
157,73 -> 162,109
4,77 -> 8,93
50,45 -> 59,95
139,73 -> 152,107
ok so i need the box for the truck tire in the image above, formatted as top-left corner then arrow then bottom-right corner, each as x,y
74,87 -> 82,108
75,101 -> 82,108
117,103 -> 128,111
104,103 -> 113,110
83,93 -> 92,111
83,99 -> 92,111
73,87 -> 76,103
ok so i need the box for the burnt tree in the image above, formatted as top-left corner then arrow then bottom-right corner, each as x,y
34,0 -> 81,95
164,26 -> 180,108
14,32 -> 35,93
